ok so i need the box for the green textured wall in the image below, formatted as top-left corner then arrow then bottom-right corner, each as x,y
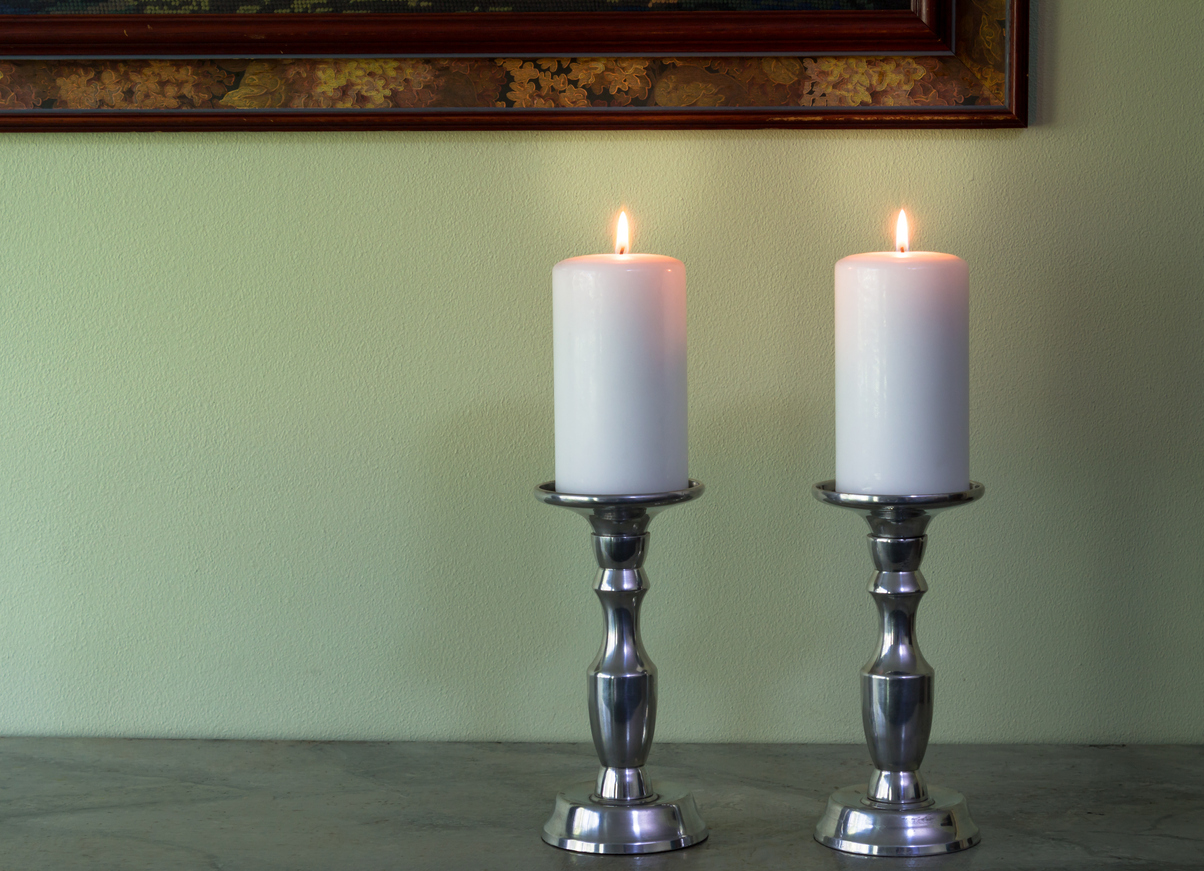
0,0 -> 1200,743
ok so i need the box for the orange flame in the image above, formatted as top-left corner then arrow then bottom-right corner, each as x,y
895,210 -> 909,253
615,211 -> 630,255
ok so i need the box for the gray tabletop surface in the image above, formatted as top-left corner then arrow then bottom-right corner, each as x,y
0,739 -> 1199,870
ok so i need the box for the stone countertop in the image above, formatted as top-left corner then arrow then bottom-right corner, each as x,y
0,740 -> 1199,870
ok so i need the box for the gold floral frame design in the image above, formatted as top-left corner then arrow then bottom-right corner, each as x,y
0,0 -> 1026,130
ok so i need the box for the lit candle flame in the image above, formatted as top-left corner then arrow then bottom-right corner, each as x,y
895,210 -> 909,253
615,211 -> 630,255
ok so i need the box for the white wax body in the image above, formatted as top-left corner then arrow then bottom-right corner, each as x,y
553,253 -> 688,495
835,251 -> 970,496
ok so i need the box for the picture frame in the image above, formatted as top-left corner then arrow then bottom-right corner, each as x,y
0,0 -> 1027,131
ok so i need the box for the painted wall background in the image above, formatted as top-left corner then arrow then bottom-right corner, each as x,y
0,0 -> 1200,743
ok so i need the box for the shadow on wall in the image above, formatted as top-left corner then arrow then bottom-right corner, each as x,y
391,380 -> 851,743
963,175 -> 1204,742
1029,0 -> 1054,127
388,394 -> 589,741
646,386 -> 858,743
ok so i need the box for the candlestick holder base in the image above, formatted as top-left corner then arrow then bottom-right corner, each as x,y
536,480 -> 708,855
814,784 -> 978,857
811,480 -> 985,858
542,781 -> 707,855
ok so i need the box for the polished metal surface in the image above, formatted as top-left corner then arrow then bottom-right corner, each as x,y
535,479 -> 707,854
813,480 -> 984,538
812,479 -> 985,857
542,781 -> 708,854
863,564 -> 932,805
815,784 -> 980,856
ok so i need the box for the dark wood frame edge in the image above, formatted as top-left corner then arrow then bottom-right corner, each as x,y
0,2 -> 953,57
0,108 -> 1027,132
0,0 -> 1027,131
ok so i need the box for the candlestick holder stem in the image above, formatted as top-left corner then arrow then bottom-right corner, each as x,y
536,480 -> 707,855
812,479 -> 985,857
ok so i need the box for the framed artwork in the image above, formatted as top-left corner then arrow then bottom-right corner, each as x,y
0,0 -> 1027,130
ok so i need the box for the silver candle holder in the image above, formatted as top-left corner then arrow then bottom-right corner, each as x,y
536,480 -> 708,855
812,479 -> 985,857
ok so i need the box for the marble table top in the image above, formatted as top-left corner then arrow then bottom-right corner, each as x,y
0,739 -> 1199,870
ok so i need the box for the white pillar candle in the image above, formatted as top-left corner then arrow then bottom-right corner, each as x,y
553,213 -> 688,495
835,211 -> 970,495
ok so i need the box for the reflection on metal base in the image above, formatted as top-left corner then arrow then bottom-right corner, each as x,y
814,784 -> 980,857
542,781 -> 708,855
